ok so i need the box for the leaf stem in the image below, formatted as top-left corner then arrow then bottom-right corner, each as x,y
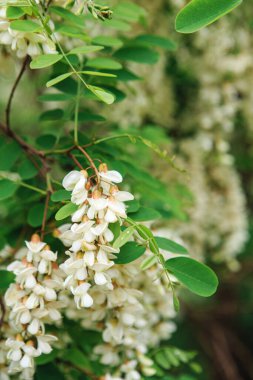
74,76 -> 82,145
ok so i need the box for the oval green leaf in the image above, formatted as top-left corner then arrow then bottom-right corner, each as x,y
80,71 -> 116,78
135,34 -> 177,50
87,85 -> 115,105
10,19 -> 42,32
46,73 -> 73,88
113,226 -> 135,249
113,47 -> 159,64
51,189 -> 71,202
155,236 -> 188,255
114,242 -> 146,264
165,257 -> 218,297
86,57 -> 122,70
0,179 -> 19,201
0,270 -> 15,292
175,0 -> 242,34
28,204 -> 51,227
131,207 -> 161,222
55,202 -> 78,220
68,45 -> 104,55
30,54 -> 63,69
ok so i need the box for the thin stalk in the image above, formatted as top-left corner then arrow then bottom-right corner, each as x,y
77,145 -> 100,183
74,77 -> 82,145
5,56 -> 29,131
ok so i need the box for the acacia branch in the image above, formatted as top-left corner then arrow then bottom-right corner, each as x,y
5,55 -> 30,132
0,122 -> 45,158
77,145 -> 100,183
41,190 -> 51,240
0,297 -> 6,330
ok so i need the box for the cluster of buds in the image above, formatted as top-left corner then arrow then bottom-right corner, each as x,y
59,163 -> 134,309
4,234 -> 64,377
87,0 -> 113,20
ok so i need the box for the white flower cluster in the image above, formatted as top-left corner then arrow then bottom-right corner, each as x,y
4,235 -> 64,378
59,240 -> 176,380
57,165 -> 176,379
59,164 -> 134,309
0,9 -> 56,58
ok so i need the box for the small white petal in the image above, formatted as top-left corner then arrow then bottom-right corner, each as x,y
94,272 -> 107,285
81,293 -> 93,308
62,171 -> 81,191
99,170 -> 122,183
104,209 -> 118,223
116,191 -> 134,202
28,319 -> 40,335
20,354 -> 33,368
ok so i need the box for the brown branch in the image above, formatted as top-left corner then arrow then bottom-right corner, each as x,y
5,55 -> 30,132
0,122 -> 45,159
68,152 -> 84,170
0,297 -> 6,330
41,190 -> 51,240
77,145 -> 100,183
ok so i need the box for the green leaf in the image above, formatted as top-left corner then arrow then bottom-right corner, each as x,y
56,24 -> 89,40
113,1 -> 146,22
87,85 -> 115,105
92,36 -> 123,48
114,242 -> 145,264
46,73 -> 73,88
113,226 -> 135,249
36,350 -> 58,365
114,47 -> 159,64
10,19 -> 42,32
77,111 -> 106,122
140,255 -> 156,270
81,71 -> 116,78
61,348 -> 91,370
18,159 -> 37,180
155,351 -> 171,370
135,34 -> 177,50
155,237 -> 188,255
0,179 -> 19,200
113,69 -> 140,82
173,293 -> 180,312
51,189 -> 71,202
126,199 -> 140,213
36,134 -> 57,149
0,235 -> 6,250
175,0 -> 242,33
109,221 -> 121,243
39,109 -> 64,121
165,257 -> 218,297
49,6 -> 84,27
28,204 -> 50,227
6,6 -> 25,19
86,57 -> 122,70
30,54 -> 63,69
104,19 -> 131,32
68,45 -> 104,55
55,202 -> 78,220
0,141 -> 22,170
0,270 -> 15,292
131,207 -> 161,221
36,364 -> 64,380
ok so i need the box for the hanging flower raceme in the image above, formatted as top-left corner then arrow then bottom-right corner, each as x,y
59,164 -> 134,309
4,234 -> 64,378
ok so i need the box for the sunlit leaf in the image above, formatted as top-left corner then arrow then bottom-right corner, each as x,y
175,0 -> 242,33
